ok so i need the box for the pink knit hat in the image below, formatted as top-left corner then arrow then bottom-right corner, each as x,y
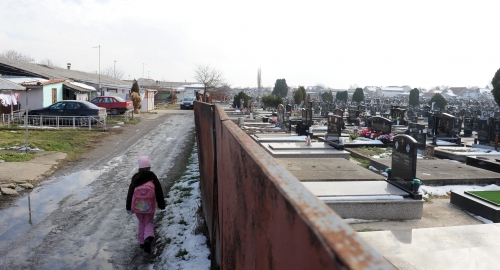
138,156 -> 151,168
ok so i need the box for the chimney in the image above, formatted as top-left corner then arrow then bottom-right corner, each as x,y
67,63 -> 71,70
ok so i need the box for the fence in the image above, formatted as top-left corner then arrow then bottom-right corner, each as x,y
193,101 -> 393,269
1,113 -> 107,130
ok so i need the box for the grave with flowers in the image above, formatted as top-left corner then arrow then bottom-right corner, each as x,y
361,116 -> 394,144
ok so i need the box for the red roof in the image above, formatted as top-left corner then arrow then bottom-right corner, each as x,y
41,79 -> 65,86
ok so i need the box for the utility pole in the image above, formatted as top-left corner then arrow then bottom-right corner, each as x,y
93,45 -> 101,95
143,63 -> 146,78
114,60 -> 117,84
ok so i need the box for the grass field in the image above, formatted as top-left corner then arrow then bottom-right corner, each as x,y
468,191 -> 500,204
0,129 -> 105,160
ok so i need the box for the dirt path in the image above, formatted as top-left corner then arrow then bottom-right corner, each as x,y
0,111 -> 195,269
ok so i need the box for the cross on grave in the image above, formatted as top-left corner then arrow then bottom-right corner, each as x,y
387,134 -> 421,200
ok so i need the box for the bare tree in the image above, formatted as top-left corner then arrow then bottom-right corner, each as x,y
257,67 -> 262,97
194,64 -> 226,99
101,66 -> 125,80
0,50 -> 35,62
39,58 -> 60,67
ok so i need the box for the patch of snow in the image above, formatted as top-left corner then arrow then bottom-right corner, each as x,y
343,218 -> 381,224
420,184 -> 500,197
154,145 -> 210,269
319,195 -> 404,201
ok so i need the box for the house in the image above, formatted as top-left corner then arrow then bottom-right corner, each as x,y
176,84 -> 204,101
0,77 -> 26,114
141,89 -> 157,112
0,58 -> 130,97
363,86 -> 380,95
3,77 -> 66,110
375,86 -> 411,97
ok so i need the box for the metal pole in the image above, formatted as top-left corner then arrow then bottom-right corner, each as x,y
93,45 -> 101,95
114,60 -> 117,84
25,88 -> 29,152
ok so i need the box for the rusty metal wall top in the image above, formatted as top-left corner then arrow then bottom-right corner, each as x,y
212,104 -> 393,270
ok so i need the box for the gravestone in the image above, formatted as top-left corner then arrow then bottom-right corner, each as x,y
333,108 -> 343,118
489,119 -> 500,143
472,117 -> 479,132
477,120 -> 489,144
388,135 -> 421,199
301,108 -> 313,126
348,107 -> 359,124
277,104 -> 284,126
327,115 -> 342,142
408,123 -> 426,150
390,106 -> 407,125
296,108 -> 313,136
463,117 -> 473,137
452,118 -> 462,136
367,116 -> 392,135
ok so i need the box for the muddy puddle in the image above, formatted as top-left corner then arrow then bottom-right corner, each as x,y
0,170 -> 102,248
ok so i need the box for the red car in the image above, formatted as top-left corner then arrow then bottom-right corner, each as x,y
90,96 -> 133,115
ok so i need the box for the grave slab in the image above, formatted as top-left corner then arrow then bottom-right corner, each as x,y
251,135 -> 308,142
275,158 -> 385,181
301,181 -> 408,197
267,142 -> 334,150
369,158 -> 500,185
263,144 -> 350,159
359,224 -> 500,270
450,190 -> 500,222
300,181 -> 422,220
466,155 -> 500,173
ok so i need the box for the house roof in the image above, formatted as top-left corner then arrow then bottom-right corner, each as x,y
0,77 -> 26,91
129,80 -> 200,88
0,58 -> 131,86
63,82 -> 96,92
41,79 -> 65,86
449,87 -> 468,96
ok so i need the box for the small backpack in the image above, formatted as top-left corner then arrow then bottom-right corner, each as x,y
131,181 -> 156,214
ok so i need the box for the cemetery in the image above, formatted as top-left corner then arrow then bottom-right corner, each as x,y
222,93 -> 500,268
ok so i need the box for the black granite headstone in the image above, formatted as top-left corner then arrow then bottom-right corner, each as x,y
368,116 -> 392,135
463,117 -> 473,137
489,120 -> 500,143
327,115 -> 342,142
472,117 -> 479,132
434,114 -> 455,137
477,120 -> 489,144
301,108 -> 312,126
389,135 -> 420,199
408,123 -> 426,150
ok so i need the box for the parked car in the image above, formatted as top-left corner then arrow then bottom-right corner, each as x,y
27,100 -> 107,125
90,96 -> 134,115
180,97 -> 195,110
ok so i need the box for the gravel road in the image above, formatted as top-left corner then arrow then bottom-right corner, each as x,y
0,110 -> 195,269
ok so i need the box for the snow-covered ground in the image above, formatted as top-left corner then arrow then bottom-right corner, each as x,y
153,146 -> 211,269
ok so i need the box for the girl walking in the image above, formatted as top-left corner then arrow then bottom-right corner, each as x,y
126,156 -> 166,252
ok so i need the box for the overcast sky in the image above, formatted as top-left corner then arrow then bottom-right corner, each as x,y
1,0 -> 499,89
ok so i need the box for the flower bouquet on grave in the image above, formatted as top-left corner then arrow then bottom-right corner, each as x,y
361,129 -> 371,138
379,133 -> 391,144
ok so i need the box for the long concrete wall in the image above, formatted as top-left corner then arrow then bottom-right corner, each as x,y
194,101 -> 393,269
